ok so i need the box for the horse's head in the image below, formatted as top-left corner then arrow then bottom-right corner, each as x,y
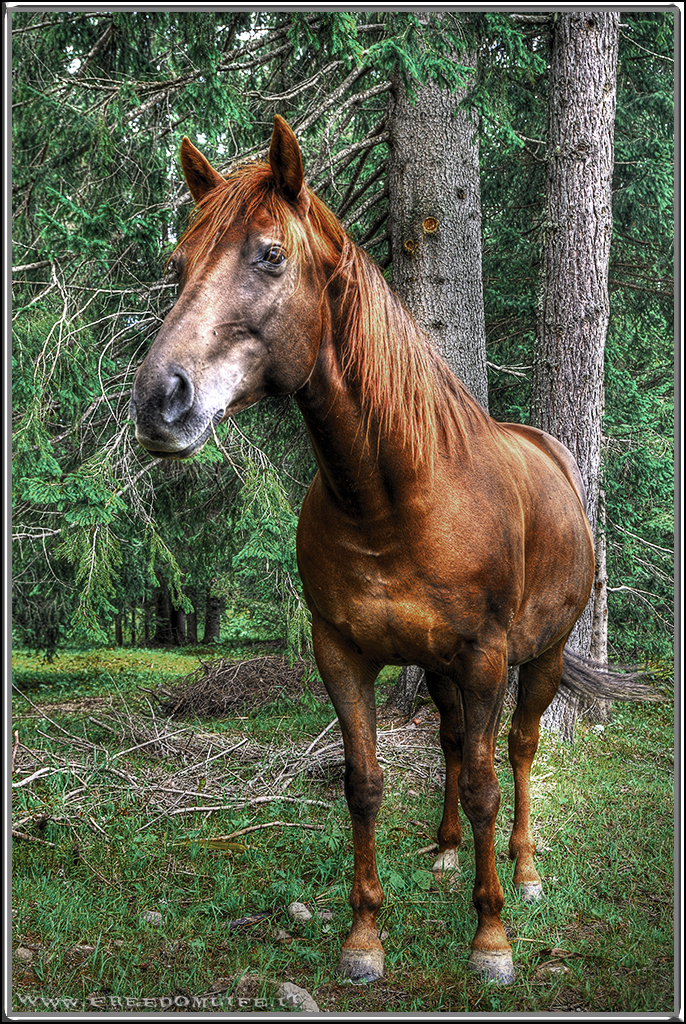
130,117 -> 331,458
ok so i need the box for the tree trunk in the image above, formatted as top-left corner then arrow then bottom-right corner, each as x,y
186,608 -> 198,645
387,51 -> 488,410
383,41 -> 489,719
380,665 -> 428,722
203,590 -> 223,644
183,587 -> 199,645
532,11 -> 619,737
130,603 -> 136,647
114,613 -> 123,647
590,492 -> 608,663
589,491 -> 612,724
153,585 -> 173,645
170,606 -> 187,646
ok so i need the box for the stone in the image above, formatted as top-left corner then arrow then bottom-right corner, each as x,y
287,901 -> 312,922
276,982 -> 320,1013
139,910 -> 164,927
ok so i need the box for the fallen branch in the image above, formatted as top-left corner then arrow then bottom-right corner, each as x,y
12,766 -> 64,789
304,717 -> 340,755
12,829 -> 55,848
214,820 -> 326,841
12,731 -> 22,774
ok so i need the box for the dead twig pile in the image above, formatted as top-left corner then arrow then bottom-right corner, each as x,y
12,683 -> 444,852
11,660 -> 446,865
154,656 -> 325,719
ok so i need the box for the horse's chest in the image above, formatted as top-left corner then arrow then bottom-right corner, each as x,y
297,519 -> 487,665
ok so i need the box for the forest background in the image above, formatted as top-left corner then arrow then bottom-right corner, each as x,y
11,10 -> 674,670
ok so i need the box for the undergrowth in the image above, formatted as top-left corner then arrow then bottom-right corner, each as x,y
11,648 -> 675,1014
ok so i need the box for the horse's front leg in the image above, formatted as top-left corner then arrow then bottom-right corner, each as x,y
425,671 -> 464,880
311,612 -> 385,982
458,643 -> 516,984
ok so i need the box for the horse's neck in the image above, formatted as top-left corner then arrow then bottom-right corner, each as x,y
295,328 -> 417,522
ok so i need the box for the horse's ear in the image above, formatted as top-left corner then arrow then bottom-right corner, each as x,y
269,115 -> 310,217
180,137 -> 224,204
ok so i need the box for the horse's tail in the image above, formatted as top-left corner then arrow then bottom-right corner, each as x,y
560,649 -> 663,703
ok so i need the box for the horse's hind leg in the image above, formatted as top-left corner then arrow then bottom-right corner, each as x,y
508,641 -> 564,901
425,671 -> 464,879
311,612 -> 385,982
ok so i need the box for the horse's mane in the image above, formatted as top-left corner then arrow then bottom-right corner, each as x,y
334,241 -> 492,464
175,161 -> 492,465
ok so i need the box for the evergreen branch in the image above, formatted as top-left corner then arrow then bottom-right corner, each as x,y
608,277 -> 673,299
218,17 -> 318,66
73,21 -> 115,79
311,124 -> 389,190
360,230 -> 390,253
12,260 -> 53,273
508,14 -> 551,25
228,41 -> 296,76
630,555 -> 674,587
11,12 -> 96,34
486,361 -> 531,379
336,145 -> 374,212
12,529 -> 63,541
607,586 -> 673,628
296,63 -> 373,137
244,59 -> 347,104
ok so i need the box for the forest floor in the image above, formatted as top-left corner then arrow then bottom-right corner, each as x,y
10,645 -> 676,1015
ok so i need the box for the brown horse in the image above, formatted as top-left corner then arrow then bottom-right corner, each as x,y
131,116 -> 657,985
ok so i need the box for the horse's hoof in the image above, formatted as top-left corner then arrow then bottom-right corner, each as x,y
469,948 -> 516,985
517,881 -> 543,902
337,947 -> 384,983
432,848 -> 460,882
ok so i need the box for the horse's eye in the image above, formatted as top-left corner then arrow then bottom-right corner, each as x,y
261,244 -> 286,267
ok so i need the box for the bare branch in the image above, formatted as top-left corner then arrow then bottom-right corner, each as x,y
612,523 -> 673,556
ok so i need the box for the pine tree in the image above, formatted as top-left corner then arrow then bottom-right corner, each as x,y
12,10 -> 672,669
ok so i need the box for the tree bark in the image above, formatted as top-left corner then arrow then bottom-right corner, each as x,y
383,41 -> 489,719
170,606 -> 187,646
532,11 -> 619,737
590,491 -> 608,664
203,590 -> 223,644
381,665 -> 428,721
186,608 -> 198,645
387,52 -> 489,410
153,585 -> 173,645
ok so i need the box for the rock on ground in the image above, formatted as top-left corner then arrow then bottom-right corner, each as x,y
276,982 -> 320,1013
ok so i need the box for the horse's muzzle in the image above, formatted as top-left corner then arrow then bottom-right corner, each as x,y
130,363 -> 223,458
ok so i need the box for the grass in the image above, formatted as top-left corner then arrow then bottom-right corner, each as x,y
11,647 -> 675,1013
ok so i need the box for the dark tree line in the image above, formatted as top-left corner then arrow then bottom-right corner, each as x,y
12,12 -> 673,678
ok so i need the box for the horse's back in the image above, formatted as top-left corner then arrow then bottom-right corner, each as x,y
498,421 -> 588,513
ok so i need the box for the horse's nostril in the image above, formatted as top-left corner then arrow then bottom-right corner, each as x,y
162,368 -> 194,424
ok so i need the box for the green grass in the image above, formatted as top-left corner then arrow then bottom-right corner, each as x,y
11,648 -> 674,1013
11,646 -> 205,699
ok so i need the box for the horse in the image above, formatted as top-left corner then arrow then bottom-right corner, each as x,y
130,115 -> 658,985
